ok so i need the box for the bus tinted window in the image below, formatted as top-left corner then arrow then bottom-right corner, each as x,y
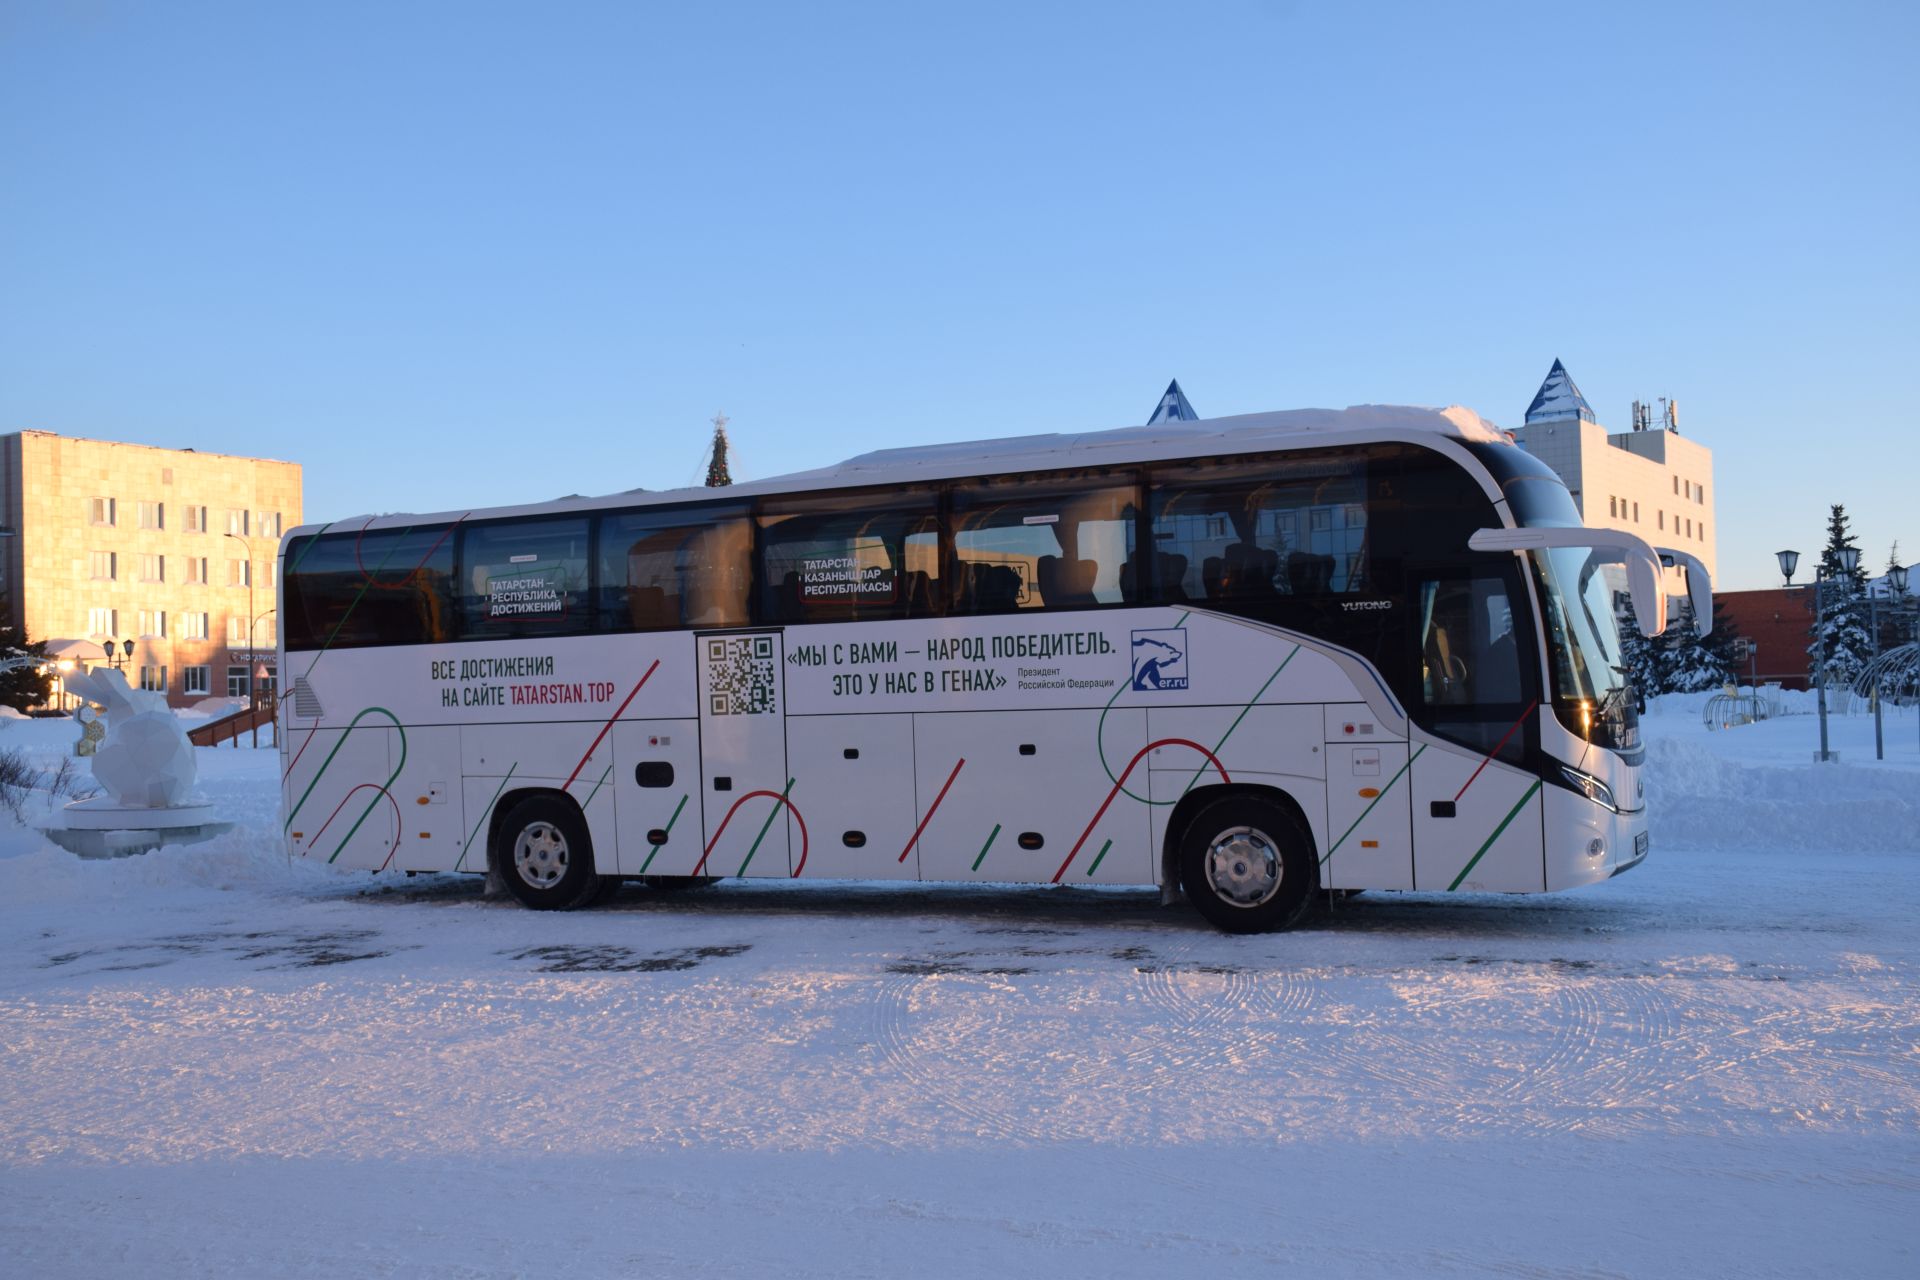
283,525 -> 457,651
758,488 -> 941,624
460,517 -> 593,639
949,471 -> 1140,614
1149,451 -> 1370,605
597,505 -> 751,631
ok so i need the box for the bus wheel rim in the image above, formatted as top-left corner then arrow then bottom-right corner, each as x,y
513,821 -> 570,889
1206,825 -> 1281,907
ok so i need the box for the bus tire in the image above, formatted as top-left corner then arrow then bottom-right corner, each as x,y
1177,793 -> 1317,934
493,794 -> 603,911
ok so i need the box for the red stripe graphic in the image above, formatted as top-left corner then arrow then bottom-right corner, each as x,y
1451,699 -> 1539,803
899,757 -> 965,863
562,659 -> 660,791
1052,738 -> 1230,883
690,790 -> 811,877
306,783 -> 404,868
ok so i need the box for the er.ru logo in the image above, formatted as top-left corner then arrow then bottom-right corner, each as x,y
1130,628 -> 1189,691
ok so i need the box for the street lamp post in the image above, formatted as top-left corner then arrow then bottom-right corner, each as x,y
226,531 -> 256,705
1779,544 -> 1862,763
249,607 -> 276,747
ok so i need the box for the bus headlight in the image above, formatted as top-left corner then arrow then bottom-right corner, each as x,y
1560,766 -> 1620,813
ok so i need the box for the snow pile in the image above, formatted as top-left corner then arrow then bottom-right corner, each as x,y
1644,735 -> 1920,852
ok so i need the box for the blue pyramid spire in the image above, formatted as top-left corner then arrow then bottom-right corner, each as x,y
1524,358 -> 1597,426
1146,379 -> 1198,425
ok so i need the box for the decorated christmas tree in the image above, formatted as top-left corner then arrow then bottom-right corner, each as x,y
705,412 -> 733,487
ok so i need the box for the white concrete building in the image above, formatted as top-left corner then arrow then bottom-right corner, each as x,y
1509,360 -> 1716,588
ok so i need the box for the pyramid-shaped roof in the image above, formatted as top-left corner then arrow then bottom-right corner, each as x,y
1146,379 -> 1198,425
1523,358 -> 1597,426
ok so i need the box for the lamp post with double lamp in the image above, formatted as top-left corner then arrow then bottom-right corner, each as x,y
1778,544 -> 1862,763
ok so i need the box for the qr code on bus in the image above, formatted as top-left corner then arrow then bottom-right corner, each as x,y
707,636 -> 777,716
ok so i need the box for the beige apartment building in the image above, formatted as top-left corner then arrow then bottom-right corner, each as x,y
1509,360 -> 1716,596
0,430 -> 301,706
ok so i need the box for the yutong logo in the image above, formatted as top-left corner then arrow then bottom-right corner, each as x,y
1131,628 -> 1189,691
1340,600 -> 1394,612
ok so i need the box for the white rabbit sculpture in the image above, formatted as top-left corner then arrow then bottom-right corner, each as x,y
63,666 -> 198,809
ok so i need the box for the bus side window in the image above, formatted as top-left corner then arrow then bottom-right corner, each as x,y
949,470 -> 1140,614
1149,451 -> 1369,606
459,517 -> 593,640
596,506 -> 752,632
283,526 -> 456,651
757,488 -> 942,624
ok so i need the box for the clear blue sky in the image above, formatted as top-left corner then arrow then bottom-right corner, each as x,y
2,1 -> 1913,590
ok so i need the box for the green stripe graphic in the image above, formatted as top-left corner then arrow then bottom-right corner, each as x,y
1322,744 -> 1425,865
580,763 -> 614,810
970,823 -> 1002,873
454,765 -> 518,872
1178,645 -> 1301,800
1447,781 -> 1543,891
1085,838 -> 1114,877
735,778 -> 795,877
637,794 -> 689,874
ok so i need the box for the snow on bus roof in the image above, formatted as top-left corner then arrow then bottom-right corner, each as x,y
313,404 -> 1504,535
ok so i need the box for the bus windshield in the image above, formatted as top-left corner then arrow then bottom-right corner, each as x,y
1530,546 -> 1638,754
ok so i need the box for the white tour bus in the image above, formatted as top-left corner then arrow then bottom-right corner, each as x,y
278,404 -> 1706,933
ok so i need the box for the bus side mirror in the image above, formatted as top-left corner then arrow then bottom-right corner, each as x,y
1469,526 -> 1667,637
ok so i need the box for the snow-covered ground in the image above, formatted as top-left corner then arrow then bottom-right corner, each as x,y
2,702 -> 1916,1278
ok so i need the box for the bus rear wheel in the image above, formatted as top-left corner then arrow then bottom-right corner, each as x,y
494,795 -> 603,911
1178,794 -> 1317,934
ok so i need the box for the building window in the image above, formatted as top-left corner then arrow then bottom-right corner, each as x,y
139,501 -> 165,530
1658,510 -> 1665,531
1672,476 -> 1680,495
181,612 -> 209,640
1685,518 -> 1692,537
182,665 -> 210,696
89,497 -> 116,526
139,665 -> 168,693
87,607 -> 117,637
227,666 -> 252,698
226,509 -> 249,536
227,615 -> 251,645
1609,496 -> 1617,518
140,553 -> 165,582
137,610 -> 166,638
257,511 -> 282,538
1699,522 -> 1706,541
1696,485 -> 1705,505
1633,502 -> 1640,522
228,559 -> 251,587
89,551 -> 117,580
186,556 -> 208,585
186,505 -> 208,534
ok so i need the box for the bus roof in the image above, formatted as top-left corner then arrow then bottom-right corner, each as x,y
297,403 -> 1507,538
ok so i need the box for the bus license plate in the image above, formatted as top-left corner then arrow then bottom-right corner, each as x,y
1634,831 -> 1650,856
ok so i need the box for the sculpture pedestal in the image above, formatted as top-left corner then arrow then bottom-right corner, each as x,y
41,798 -> 234,859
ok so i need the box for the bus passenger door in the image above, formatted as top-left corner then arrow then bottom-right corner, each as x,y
1408,571 -> 1545,892
695,631 -> 792,878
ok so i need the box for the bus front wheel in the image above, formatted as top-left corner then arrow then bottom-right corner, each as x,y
494,795 -> 604,911
1177,794 -> 1317,934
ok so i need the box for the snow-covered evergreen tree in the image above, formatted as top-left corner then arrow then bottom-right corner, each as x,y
1664,597 -> 1744,692
1617,608 -> 1668,698
1807,504 -> 1873,684
0,593 -> 52,712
